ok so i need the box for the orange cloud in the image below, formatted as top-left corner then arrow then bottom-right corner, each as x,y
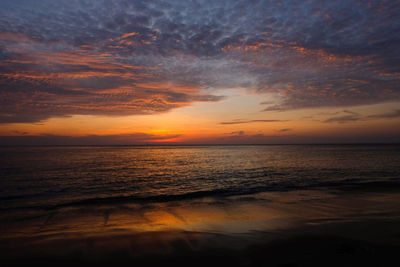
121,32 -> 138,39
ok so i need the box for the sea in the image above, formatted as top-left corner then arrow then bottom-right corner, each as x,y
1,144 -> 400,265
1,144 -> 400,212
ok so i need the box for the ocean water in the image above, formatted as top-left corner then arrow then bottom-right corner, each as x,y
1,144 -> 400,266
1,144 -> 399,212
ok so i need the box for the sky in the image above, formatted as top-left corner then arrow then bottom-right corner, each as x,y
0,0 -> 399,145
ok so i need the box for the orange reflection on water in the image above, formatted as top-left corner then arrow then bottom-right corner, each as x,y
3,190 -> 400,242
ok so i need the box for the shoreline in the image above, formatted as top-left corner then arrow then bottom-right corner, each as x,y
1,188 -> 400,266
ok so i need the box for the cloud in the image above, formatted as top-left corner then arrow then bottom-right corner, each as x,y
342,110 -> 359,115
0,132 -> 182,146
367,109 -> 400,119
0,0 -> 399,123
323,109 -> 400,123
324,115 -> 361,123
230,131 -> 245,136
322,110 -> 362,123
220,119 -> 284,125
276,128 -> 291,133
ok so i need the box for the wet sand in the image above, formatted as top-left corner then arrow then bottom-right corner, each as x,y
1,187 -> 400,266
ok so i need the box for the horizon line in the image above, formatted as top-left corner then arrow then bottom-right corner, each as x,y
1,143 -> 399,147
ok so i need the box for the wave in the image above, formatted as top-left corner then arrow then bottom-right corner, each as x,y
2,178 -> 399,212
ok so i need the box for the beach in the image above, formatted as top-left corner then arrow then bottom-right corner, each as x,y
2,186 -> 400,266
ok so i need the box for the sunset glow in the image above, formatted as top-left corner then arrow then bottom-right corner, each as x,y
1,2 -> 400,266
0,0 -> 399,145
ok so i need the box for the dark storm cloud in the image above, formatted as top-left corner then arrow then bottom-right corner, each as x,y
0,0 -> 399,123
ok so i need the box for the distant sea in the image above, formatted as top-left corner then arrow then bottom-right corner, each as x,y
1,145 -> 400,212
